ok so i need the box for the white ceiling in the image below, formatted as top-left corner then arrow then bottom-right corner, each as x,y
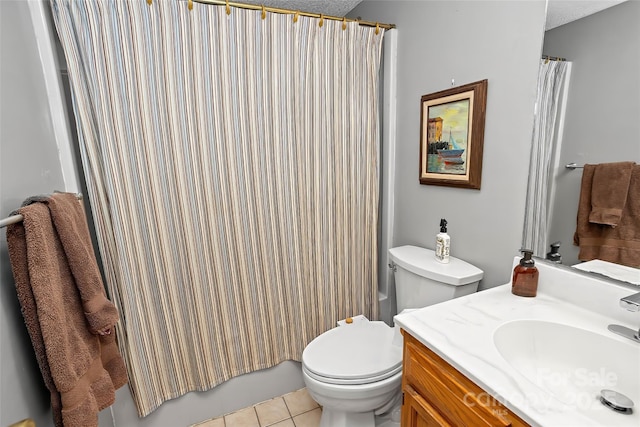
240,0 -> 628,31
545,0 -> 627,29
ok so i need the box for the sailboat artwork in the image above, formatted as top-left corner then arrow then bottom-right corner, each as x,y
419,79 -> 487,189
424,97 -> 471,175
437,129 -> 465,165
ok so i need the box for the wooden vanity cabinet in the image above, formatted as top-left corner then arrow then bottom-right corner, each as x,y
401,330 -> 529,427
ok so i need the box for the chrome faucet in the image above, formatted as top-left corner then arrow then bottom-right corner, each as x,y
608,291 -> 640,343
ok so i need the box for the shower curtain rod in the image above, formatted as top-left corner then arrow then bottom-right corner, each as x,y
542,55 -> 566,62
191,0 -> 396,30
0,193 -> 83,229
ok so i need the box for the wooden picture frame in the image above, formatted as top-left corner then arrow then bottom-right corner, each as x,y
419,79 -> 487,189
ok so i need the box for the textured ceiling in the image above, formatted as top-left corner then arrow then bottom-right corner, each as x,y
545,0 -> 628,29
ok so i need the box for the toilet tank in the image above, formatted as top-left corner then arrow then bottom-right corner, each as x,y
389,245 -> 483,313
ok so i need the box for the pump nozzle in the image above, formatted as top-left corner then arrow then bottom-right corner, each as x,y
519,249 -> 535,267
439,218 -> 447,232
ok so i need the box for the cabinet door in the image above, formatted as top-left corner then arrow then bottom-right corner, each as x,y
402,331 -> 529,427
403,384 -> 452,427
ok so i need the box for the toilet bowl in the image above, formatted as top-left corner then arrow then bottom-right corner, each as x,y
301,245 -> 484,427
301,320 -> 402,427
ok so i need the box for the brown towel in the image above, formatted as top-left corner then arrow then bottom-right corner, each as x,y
6,193 -> 127,427
574,164 -> 640,267
588,161 -> 635,226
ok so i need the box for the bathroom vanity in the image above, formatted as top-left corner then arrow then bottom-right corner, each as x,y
402,331 -> 527,426
395,258 -> 640,427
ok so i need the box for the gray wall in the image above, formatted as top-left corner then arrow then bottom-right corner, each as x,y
544,0 -> 640,266
0,1 -> 76,426
351,1 -> 547,295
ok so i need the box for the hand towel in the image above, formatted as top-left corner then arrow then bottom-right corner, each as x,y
574,164 -> 640,267
588,161 -> 635,226
6,193 -> 127,427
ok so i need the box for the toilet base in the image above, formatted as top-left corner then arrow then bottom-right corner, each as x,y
317,392 -> 402,427
319,408 -> 374,427
374,403 -> 402,427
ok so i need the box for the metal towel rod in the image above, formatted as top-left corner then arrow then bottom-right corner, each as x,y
565,163 -> 584,170
0,193 -> 82,229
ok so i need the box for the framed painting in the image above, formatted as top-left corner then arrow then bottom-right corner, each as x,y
419,79 -> 487,189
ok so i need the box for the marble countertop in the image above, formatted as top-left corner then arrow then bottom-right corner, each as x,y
394,258 -> 640,427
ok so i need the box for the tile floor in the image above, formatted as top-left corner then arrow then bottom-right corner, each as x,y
192,388 -> 321,427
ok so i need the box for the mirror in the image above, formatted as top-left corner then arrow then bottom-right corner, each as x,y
524,0 -> 639,283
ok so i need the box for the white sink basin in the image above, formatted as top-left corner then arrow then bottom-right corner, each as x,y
494,320 -> 640,425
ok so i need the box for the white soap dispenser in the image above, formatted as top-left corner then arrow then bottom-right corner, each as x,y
435,218 -> 450,263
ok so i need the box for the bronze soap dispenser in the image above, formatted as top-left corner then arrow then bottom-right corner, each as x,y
512,249 -> 539,297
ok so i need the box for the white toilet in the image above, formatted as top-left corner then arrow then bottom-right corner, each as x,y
301,245 -> 484,427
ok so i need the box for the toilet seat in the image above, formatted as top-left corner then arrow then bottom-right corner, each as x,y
303,363 -> 402,385
302,321 -> 402,386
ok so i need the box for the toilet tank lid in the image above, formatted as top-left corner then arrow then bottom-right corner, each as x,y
389,245 -> 483,286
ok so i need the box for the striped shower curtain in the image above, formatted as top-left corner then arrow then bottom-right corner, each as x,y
522,59 -> 569,257
51,0 -> 383,416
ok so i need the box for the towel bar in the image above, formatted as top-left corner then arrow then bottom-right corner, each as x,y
565,163 -> 584,170
0,193 -> 82,229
